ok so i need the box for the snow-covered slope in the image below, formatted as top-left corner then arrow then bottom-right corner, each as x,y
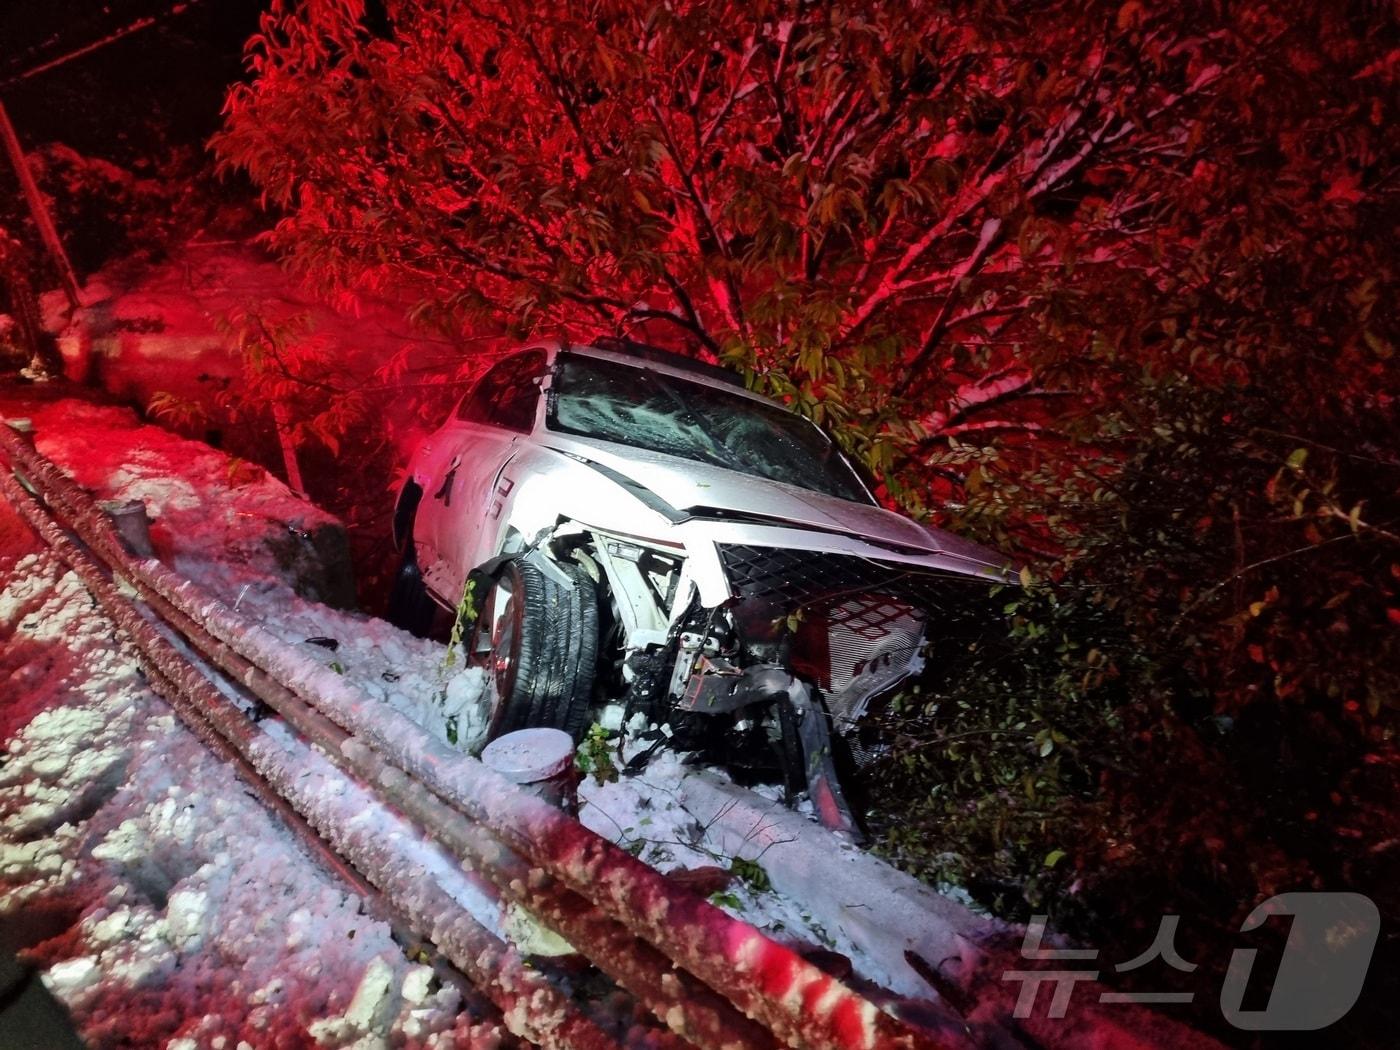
0,393 -> 499,1048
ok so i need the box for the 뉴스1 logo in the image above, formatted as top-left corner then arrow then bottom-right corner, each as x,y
1002,892 -> 1379,1031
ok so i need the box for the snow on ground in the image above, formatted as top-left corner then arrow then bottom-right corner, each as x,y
0,392 -> 506,1048
0,547 -> 480,1048
45,243 -> 455,419
17,394 -> 486,749
39,241 -> 489,476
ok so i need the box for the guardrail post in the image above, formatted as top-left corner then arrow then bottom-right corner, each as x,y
98,499 -> 154,557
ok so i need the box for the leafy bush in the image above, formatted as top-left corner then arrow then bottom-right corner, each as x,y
871,373 -> 1399,1039
867,578 -> 1145,918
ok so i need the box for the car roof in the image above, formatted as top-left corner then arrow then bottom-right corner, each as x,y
549,341 -> 785,410
582,338 -> 747,387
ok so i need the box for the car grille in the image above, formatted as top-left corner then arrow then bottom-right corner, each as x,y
717,544 -> 997,725
717,543 -> 984,611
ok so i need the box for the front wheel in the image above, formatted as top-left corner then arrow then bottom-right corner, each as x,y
468,559 -> 599,742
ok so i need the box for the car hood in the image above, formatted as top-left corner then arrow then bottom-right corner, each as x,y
540,435 -> 1008,570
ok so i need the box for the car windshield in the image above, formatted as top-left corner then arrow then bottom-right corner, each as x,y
547,352 -> 873,504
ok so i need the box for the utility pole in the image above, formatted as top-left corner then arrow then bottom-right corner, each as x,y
0,97 -> 82,310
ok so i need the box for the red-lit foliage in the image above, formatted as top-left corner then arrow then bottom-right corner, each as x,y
214,1 -> 1396,504
214,3 -> 1398,1038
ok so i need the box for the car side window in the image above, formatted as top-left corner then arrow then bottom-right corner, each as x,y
457,350 -> 546,432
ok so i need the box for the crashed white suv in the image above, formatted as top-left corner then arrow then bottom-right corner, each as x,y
390,340 -> 1008,833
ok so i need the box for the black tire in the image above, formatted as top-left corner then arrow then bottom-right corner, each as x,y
385,545 -> 438,638
469,559 -> 599,742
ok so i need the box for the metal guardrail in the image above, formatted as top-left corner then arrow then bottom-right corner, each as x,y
0,418 -> 962,1050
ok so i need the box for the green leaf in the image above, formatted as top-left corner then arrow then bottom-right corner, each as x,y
1045,849 -> 1067,868
728,857 -> 771,892
1286,448 -> 1309,470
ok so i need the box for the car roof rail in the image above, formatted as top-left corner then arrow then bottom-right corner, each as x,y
579,336 -> 748,388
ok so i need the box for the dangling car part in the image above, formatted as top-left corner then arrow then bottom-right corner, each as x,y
389,339 -> 1012,838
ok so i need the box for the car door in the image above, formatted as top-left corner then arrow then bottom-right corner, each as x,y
415,349 -> 547,602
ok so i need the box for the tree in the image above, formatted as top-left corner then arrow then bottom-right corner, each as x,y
215,0 -> 1294,485
217,3 -> 1400,1033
